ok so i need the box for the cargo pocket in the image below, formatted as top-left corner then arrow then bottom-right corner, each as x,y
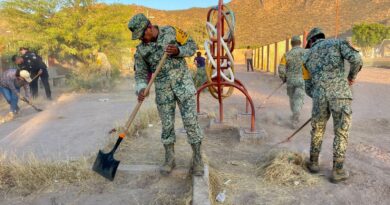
340,106 -> 352,131
172,69 -> 196,103
155,81 -> 175,105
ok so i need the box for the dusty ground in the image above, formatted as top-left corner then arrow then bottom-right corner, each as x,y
0,65 -> 389,204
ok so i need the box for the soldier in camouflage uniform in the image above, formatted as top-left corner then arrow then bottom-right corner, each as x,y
128,13 -> 204,176
278,36 -> 306,128
302,28 -> 363,183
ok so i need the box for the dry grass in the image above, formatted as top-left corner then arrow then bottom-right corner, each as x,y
0,103 -> 159,197
113,103 -> 160,140
0,154 -> 94,196
256,150 -> 320,187
152,191 -> 192,205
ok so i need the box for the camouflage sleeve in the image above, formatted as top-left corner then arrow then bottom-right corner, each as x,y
302,63 -> 313,98
278,54 -> 287,81
174,27 -> 197,57
340,40 -> 363,81
134,51 -> 149,95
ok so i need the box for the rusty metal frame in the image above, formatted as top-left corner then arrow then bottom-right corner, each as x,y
196,0 -> 256,132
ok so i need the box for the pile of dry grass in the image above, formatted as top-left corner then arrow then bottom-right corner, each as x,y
257,150 -> 320,186
0,154 -> 94,196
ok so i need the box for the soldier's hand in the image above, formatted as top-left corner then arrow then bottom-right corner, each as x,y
348,79 -> 355,86
38,69 -> 43,75
165,44 -> 179,56
282,78 -> 287,83
137,88 -> 149,102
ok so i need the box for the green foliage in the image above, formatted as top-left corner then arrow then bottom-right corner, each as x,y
352,23 -> 390,55
0,0 -> 134,65
66,64 -> 120,91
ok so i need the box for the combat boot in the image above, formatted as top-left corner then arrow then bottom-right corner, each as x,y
191,142 -> 204,176
330,158 -> 349,183
291,113 -> 299,129
306,154 -> 320,173
160,144 -> 176,175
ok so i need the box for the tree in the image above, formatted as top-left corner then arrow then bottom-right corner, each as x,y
352,23 -> 390,56
0,0 -> 133,67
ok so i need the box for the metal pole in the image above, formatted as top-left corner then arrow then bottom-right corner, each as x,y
274,42 -> 278,76
257,47 -> 260,70
217,0 -> 223,122
261,46 -> 264,70
267,44 -> 270,72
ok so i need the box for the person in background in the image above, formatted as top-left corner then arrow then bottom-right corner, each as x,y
245,46 -> 254,72
18,47 -> 52,100
278,36 -> 306,128
0,68 -> 31,119
194,51 -> 206,88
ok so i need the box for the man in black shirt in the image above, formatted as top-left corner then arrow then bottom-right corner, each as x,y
16,47 -> 52,100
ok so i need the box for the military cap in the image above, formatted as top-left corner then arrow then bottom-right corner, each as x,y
128,13 -> 150,40
291,35 -> 301,43
306,27 -> 324,41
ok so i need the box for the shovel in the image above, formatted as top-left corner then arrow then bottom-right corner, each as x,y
92,53 -> 168,181
19,96 -> 43,112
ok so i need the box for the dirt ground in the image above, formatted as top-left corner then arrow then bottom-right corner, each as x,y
0,65 -> 389,204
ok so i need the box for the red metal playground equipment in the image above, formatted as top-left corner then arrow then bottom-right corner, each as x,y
196,0 -> 257,132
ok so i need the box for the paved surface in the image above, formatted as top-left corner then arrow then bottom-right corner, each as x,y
0,81 -> 137,161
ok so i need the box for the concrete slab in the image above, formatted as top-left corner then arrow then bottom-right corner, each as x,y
239,128 -> 267,143
0,91 -> 137,161
207,118 -> 235,131
118,164 -> 189,178
192,165 -> 211,205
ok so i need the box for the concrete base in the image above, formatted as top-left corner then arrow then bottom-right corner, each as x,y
192,165 -> 211,205
118,164 -> 188,178
197,112 -> 208,117
208,118 -> 235,130
239,128 -> 267,143
238,112 -> 252,116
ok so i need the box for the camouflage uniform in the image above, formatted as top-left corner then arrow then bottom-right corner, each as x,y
278,36 -> 306,124
302,28 -> 363,171
131,17 -> 203,145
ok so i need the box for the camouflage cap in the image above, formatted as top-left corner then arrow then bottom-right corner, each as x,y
128,13 -> 150,40
291,35 -> 301,43
306,27 -> 324,41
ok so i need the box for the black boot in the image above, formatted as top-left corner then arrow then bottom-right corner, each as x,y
191,142 -> 204,176
306,153 -> 320,173
160,144 -> 176,175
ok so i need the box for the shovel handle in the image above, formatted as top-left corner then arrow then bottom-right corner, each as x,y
278,118 -> 311,144
257,82 -> 285,109
121,52 -> 168,136
110,136 -> 124,153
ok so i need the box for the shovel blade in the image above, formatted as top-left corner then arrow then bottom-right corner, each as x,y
92,150 -> 120,181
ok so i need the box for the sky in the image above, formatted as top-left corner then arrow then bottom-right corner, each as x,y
100,0 -> 232,10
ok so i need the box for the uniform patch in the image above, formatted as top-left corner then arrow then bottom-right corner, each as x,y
174,27 -> 189,45
302,64 -> 311,80
279,54 -> 287,66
